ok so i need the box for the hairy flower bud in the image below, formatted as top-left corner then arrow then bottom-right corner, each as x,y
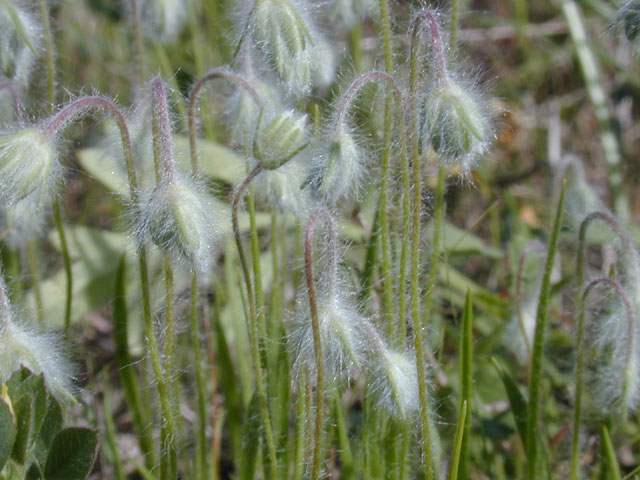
420,80 -> 491,173
254,110 -> 307,170
249,0 -> 318,92
0,1 -> 41,86
135,174 -> 222,271
616,1 -> 640,54
0,128 -> 57,206
369,348 -> 420,420
0,280 -> 74,402
307,129 -> 363,205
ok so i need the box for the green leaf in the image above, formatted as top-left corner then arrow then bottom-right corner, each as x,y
44,428 -> 98,480
428,221 -> 503,259
32,397 -> 63,466
0,397 -> 16,471
491,358 -> 528,444
600,425 -> 622,480
11,396 -> 33,465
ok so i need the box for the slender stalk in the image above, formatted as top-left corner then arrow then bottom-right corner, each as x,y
231,165 -> 277,480
53,201 -> 72,333
377,0 -> 395,337
449,401 -> 468,480
102,371 -> 126,480
561,0 -> 628,222
37,0 -> 55,111
129,0 -> 148,84
37,0 -> 74,336
571,211 -> 633,479
333,71 -> 410,341
150,78 -> 180,480
190,275 -> 208,480
525,181 -> 566,480
304,208 -> 337,480
450,0 -> 461,55
458,290 -> 473,479
25,241 -> 43,324
408,11 -> 443,478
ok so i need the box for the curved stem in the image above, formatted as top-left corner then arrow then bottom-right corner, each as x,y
151,78 -> 177,181
412,9 -> 449,87
188,69 -> 263,171
570,211 -> 633,479
231,164 -> 277,480
304,207 -> 336,480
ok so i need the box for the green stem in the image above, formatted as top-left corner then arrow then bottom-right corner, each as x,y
53,201 -> 72,333
304,208 -> 336,480
378,0 -> 395,338
525,181 -> 566,480
231,166 -> 277,480
37,0 -> 55,111
25,241 -> 43,324
458,290 -> 473,479
191,274 -> 209,480
450,0 -> 461,55
449,401 -> 468,480
571,211 -> 631,480
130,0 -> 147,84
561,0 -> 628,222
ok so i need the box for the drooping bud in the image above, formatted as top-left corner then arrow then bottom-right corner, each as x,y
227,77 -> 280,147
253,109 -> 308,170
420,79 -> 492,173
0,277 -> 75,402
0,128 -> 57,206
248,0 -> 318,92
253,158 -> 312,216
289,291 -> 367,383
307,128 -> 363,205
136,174 -> 222,272
368,348 -> 420,420
330,0 -> 378,27
0,1 -> 41,87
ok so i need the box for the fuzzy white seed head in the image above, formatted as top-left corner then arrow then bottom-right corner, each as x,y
0,1 -> 41,87
249,0 -> 319,93
369,348 -> 420,420
307,129 -> 363,205
330,0 -> 378,27
420,79 -> 492,175
254,109 -> 308,170
0,305 -> 75,403
137,0 -> 190,44
135,174 -> 223,271
289,292 -> 366,384
0,128 -> 58,207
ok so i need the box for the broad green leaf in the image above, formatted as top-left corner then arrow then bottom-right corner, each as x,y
44,428 -> 98,480
76,135 -> 245,195
32,397 -> 63,467
428,221 -> 503,259
0,397 -> 16,471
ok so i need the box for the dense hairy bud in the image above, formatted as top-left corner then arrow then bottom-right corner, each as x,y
248,0 -> 319,92
0,279 -> 74,402
254,109 -> 308,169
0,128 -> 58,207
289,290 -> 367,383
616,0 -> 640,54
138,0 -> 190,44
307,129 -> 363,205
253,158 -> 311,216
227,77 -> 280,147
420,79 -> 492,173
135,174 -> 222,271
368,347 -> 420,420
330,0 -> 378,27
0,1 -> 41,86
